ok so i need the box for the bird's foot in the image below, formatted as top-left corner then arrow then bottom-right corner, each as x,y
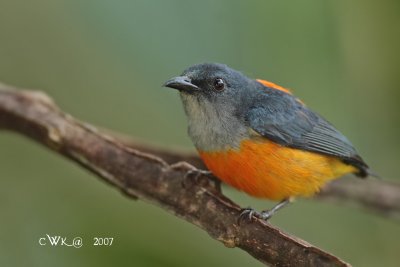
183,168 -> 221,193
237,198 -> 293,225
238,208 -> 274,225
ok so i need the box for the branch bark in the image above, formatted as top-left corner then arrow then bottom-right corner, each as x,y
0,83 -> 396,266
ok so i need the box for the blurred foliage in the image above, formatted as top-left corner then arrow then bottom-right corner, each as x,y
0,1 -> 399,266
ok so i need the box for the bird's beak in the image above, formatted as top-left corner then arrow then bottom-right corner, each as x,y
163,76 -> 199,92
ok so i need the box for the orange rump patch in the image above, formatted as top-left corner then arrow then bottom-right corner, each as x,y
256,79 -> 292,95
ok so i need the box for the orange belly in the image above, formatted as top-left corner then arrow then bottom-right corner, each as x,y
198,139 -> 356,200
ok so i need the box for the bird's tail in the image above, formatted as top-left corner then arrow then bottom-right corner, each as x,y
366,168 -> 381,179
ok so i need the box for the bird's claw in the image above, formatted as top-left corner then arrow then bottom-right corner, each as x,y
238,208 -> 257,224
238,208 -> 273,225
182,169 -> 221,192
185,169 -> 212,180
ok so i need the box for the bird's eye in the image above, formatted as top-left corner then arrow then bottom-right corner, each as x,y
213,78 -> 225,91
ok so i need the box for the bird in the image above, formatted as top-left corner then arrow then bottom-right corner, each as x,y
163,63 -> 375,221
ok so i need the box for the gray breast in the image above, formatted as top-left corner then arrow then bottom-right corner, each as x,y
180,94 -> 248,151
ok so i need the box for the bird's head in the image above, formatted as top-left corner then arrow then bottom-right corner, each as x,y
164,63 -> 261,150
163,63 -> 257,121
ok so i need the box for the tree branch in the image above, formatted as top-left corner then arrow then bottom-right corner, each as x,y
0,82 -> 394,266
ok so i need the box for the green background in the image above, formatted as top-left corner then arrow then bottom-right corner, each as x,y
1,1 -> 399,266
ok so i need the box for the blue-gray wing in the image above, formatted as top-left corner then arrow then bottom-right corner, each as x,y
245,89 -> 369,177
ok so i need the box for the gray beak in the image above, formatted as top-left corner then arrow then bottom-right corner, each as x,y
163,76 -> 199,92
